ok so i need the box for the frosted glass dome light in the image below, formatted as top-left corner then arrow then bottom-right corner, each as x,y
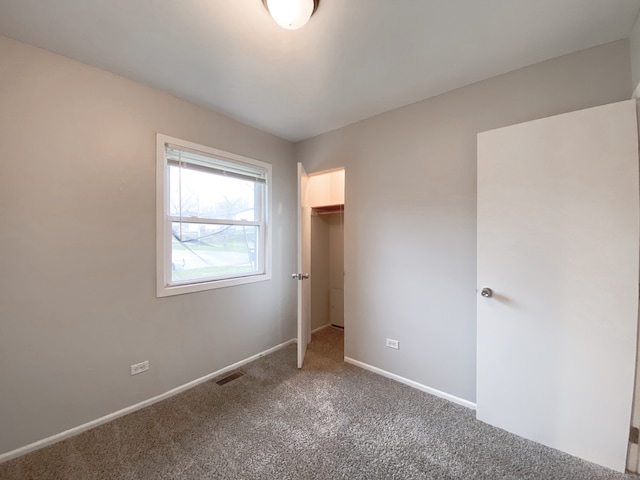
264,0 -> 317,30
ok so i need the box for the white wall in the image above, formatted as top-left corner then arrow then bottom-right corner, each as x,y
296,40 -> 632,403
0,36 -> 297,456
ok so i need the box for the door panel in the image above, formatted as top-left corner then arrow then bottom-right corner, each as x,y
297,163 -> 311,368
477,100 -> 639,472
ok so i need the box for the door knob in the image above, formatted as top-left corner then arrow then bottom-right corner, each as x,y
481,287 -> 493,298
292,273 -> 310,280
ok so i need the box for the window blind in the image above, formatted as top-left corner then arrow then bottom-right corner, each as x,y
165,143 -> 267,184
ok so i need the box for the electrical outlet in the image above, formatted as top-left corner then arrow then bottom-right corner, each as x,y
130,360 -> 149,376
386,338 -> 399,350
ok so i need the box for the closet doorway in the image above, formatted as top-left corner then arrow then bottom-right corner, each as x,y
308,169 -> 345,339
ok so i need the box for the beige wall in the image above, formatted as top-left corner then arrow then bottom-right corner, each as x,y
327,214 -> 344,292
631,12 -> 640,96
311,214 -> 330,330
297,40 -> 632,403
311,212 -> 344,330
0,36 -> 297,456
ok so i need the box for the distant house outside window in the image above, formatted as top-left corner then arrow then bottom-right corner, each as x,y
156,134 -> 271,297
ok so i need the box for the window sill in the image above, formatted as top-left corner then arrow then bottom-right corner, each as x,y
156,272 -> 272,297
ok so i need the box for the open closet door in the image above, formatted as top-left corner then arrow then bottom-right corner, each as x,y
295,162 -> 311,368
476,99 -> 639,472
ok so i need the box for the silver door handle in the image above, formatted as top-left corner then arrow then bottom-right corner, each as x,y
291,273 -> 310,280
481,287 -> 493,298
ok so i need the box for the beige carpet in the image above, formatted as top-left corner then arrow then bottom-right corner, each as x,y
0,327 -> 635,479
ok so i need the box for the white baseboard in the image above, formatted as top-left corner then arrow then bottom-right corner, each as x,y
0,338 -> 296,464
311,324 -> 331,334
344,356 -> 476,410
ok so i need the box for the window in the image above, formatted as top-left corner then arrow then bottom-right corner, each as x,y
156,134 -> 271,297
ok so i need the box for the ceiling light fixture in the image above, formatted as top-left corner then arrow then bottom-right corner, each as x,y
262,0 -> 319,30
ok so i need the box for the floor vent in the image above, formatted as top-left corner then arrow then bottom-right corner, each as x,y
215,371 -> 245,386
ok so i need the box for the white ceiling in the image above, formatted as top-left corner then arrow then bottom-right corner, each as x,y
0,0 -> 639,142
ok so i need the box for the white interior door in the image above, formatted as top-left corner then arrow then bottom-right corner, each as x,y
477,99 -> 639,472
296,163 -> 311,368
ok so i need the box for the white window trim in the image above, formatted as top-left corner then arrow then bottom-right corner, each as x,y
156,134 -> 272,297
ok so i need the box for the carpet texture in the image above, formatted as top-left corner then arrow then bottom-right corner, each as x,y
0,327 -> 635,479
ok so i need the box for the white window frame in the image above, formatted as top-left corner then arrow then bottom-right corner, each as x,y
156,134 -> 272,297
